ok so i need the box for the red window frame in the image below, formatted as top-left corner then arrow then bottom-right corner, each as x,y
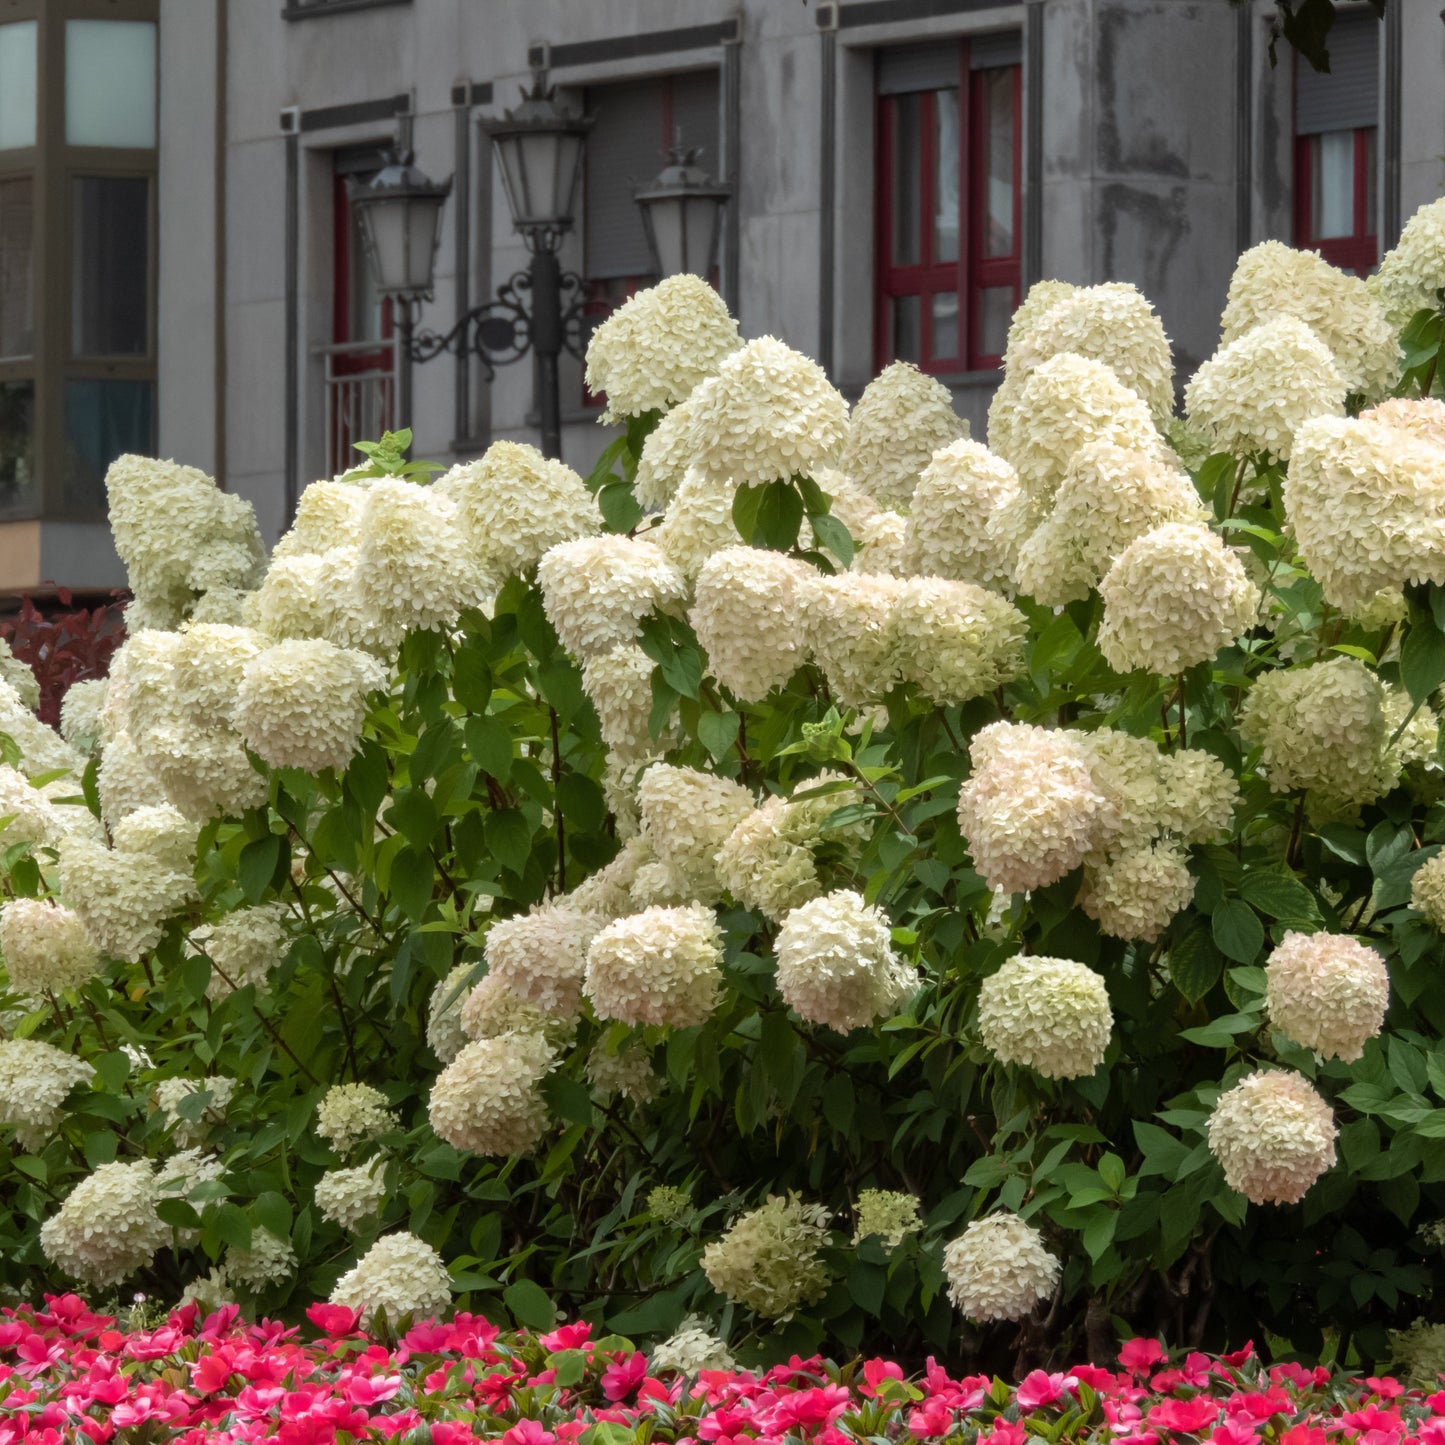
874,50 -> 1022,375
1293,126 -> 1377,275
332,171 -> 394,353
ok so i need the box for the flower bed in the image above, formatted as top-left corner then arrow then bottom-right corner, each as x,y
1,1297 -> 1442,1444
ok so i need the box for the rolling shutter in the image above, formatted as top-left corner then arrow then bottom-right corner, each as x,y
1296,12 -> 1378,135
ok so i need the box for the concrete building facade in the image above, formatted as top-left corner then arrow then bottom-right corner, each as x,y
0,0 -> 1441,591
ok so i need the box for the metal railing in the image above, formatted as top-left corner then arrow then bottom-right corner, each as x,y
315,337 -> 397,478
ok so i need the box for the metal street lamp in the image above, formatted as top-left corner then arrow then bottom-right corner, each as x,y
348,72 -> 593,460
635,143 -> 731,280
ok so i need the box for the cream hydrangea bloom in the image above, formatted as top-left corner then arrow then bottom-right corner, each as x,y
235,639 -> 386,773
691,547 -> 811,702
461,973 -> 577,1052
1411,853 -> 1445,930
958,722 -> 1110,895
852,1190 -> 923,1249
584,902 -> 724,1027
586,1038 -> 663,1105
59,679 -> 108,753
96,731 -> 168,828
637,764 -> 756,904
0,763 -> 90,849
632,396 -> 700,511
0,638 -> 39,713
582,643 -> 672,760
840,361 -> 968,510
893,577 -> 1029,707
649,466 -> 745,579
424,961 -> 477,1066
316,1082 -> 399,1154
800,572 -> 905,707
1284,402 -> 1445,615
1097,521 -> 1259,675
0,676 -> 87,780
485,904 -> 599,1017
538,535 -> 689,659
58,832 -> 197,962
1079,841 -> 1196,943
154,1075 -> 236,1147
428,1031 -> 555,1156
650,1319 -> 736,1374
0,900 -> 100,994
1208,1068 -> 1337,1205
1220,240 -> 1399,398
40,1161 -> 167,1288
585,273 -> 741,422
774,890 -> 915,1032
330,1231 -> 453,1325
0,1039 -> 94,1148
271,477 -> 368,559
225,1228 -> 298,1292
685,337 -> 849,486
903,439 -> 1020,590
978,955 -> 1113,1079
1373,196 -> 1445,327
701,1195 -> 831,1319
1264,930 -> 1388,1062
111,804 -> 197,873
1008,282 -> 1175,425
436,440 -> 599,578
196,902 -> 288,999
943,1213 -> 1060,1322
316,1159 -> 387,1232
249,546 -> 408,659
1015,441 -> 1205,606
1184,317 -> 1346,460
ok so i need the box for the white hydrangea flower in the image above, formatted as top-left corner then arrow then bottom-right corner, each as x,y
1015,441 -> 1205,607
586,1038 -> 663,1105
110,804 -> 197,873
1008,282 -> 1175,425
436,440 -> 599,579
799,572 -> 905,708
271,477 -> 368,559
958,722 -> 1110,895
997,354 -> 1163,504
1411,853 -> 1445,930
717,798 -> 828,922
96,731 -> 167,828
0,764 -> 82,850
1285,401 -> 1445,615
582,643 -> 673,761
978,955 -> 1113,1079
650,1317 -> 736,1374
1264,930 -> 1388,1063
584,902 -> 724,1027
685,337 -> 849,486
1372,195 -> 1445,328
196,902 -> 288,999
1002,280 -> 1080,369
1184,317 -> 1346,461
0,1039 -> 94,1149
852,1189 -> 923,1249
1079,841 -> 1196,943
943,1213 -> 1059,1322
177,1266 -> 237,1315
316,1082 -> 399,1154
633,396 -> 701,511
235,639 -> 386,773
1097,521 -> 1259,676
701,1195 -> 831,1319
0,676 -> 87,781
153,1075 -> 236,1147
316,1159 -> 387,1232
249,547 -> 408,659
649,465 -> 747,579
0,900 -> 100,994
1221,240 -> 1399,398
774,890 -> 915,1032
330,1230 -> 453,1326
0,638 -> 39,714
893,577 -> 1029,707
172,623 -> 267,729
538,535 -> 689,660
637,764 -> 755,905
1208,1068 -> 1337,1205
903,439 -> 1021,590
58,834 -> 197,962
426,962 -> 475,1065
225,1227 -> 297,1292
428,1031 -> 555,1155
39,1160 -> 167,1288
354,478 -> 493,631
585,273 -> 742,423
691,547 -> 811,703
484,904 -> 599,1018
461,973 -> 577,1052
841,361 -> 967,510
59,679 -> 108,754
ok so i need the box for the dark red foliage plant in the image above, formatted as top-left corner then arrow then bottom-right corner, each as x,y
0,589 -> 127,726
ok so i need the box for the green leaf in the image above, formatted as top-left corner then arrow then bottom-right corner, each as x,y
1238,870 -> 1318,921
1168,925 -> 1223,1004
1211,899 -> 1265,964
387,787 -> 440,850
698,709 -> 742,760
810,512 -> 855,566
556,773 -> 606,833
1178,1011 -> 1259,1047
485,809 -> 533,873
451,645 -> 493,713
1401,617 -> 1445,706
731,482 -> 766,545
389,845 -> 435,922
598,480 -> 643,533
756,480 -> 805,550
465,716 -> 514,781
549,1350 -> 588,1388
238,834 -> 285,904
504,1278 -> 556,1330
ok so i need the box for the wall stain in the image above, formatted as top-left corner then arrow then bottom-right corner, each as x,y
1096,3 -> 1191,179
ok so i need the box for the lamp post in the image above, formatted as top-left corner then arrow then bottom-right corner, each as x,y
634,143 -> 731,280
347,72 -> 593,460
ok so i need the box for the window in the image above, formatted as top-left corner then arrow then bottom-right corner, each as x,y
0,5 -> 157,522
1294,13 -> 1378,274
581,70 -> 721,407
875,36 -> 1021,374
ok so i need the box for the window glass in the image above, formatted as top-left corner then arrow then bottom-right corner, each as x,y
0,177 -> 34,358
890,93 -> 923,267
64,379 -> 154,514
0,381 -> 36,517
934,90 -> 960,264
977,286 -> 1013,362
891,295 -> 921,363
66,20 -> 158,149
1311,130 -> 1355,240
0,22 -> 37,151
72,176 -> 150,357
930,292 -> 959,361
983,69 -> 1015,257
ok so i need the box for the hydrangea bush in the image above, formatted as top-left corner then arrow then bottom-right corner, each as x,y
3,214 -> 1445,1372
